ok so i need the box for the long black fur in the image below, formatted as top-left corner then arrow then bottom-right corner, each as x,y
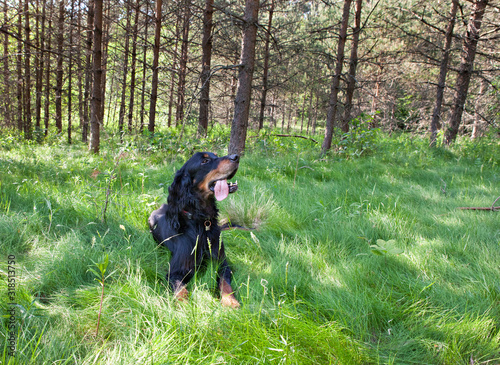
148,152 -> 239,305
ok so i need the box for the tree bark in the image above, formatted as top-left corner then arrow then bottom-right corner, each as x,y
471,76 -> 488,139
89,0 -> 103,153
35,0 -> 44,137
430,0 -> 458,147
43,0 -> 54,137
55,0 -> 64,135
139,1 -> 149,132
444,0 -> 489,145
342,0 -> 362,134
118,0 -> 132,137
198,0 -> 214,136
2,0 -> 11,127
23,0 -> 32,139
82,0 -> 94,142
148,0 -> 162,133
228,0 -> 260,155
68,0 -> 75,144
321,0 -> 352,153
167,15 -> 180,128
176,0 -> 191,125
16,3 -> 23,133
127,0 -> 140,133
258,0 -> 274,131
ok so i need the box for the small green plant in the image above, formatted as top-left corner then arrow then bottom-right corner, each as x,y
88,253 -> 114,337
370,239 -> 404,256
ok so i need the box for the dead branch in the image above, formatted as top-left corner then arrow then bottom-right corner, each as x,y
272,134 -> 318,143
457,196 -> 500,211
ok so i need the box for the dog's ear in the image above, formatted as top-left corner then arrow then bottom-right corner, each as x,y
167,167 -> 194,209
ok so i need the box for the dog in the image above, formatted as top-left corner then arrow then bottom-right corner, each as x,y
148,152 -> 240,308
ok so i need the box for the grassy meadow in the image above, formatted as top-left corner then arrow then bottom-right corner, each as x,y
1,129 -> 499,364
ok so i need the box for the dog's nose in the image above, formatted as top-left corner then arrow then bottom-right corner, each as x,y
228,154 -> 239,162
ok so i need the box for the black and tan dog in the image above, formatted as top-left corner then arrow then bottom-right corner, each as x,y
148,152 -> 240,308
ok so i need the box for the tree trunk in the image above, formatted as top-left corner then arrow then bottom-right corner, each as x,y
258,0 -> 274,131
342,0 -> 362,133
16,3 -> 23,133
167,15 -> 180,128
82,0 -> 94,142
471,76 -> 488,139
77,0 -> 84,138
139,1 -> 149,133
198,0 -> 214,136
44,0 -> 54,137
89,0 -> 103,153
23,0 -> 32,139
176,0 -> 191,125
127,0 -> 140,133
100,2 -> 111,125
430,0 -> 458,147
444,0 -> 489,145
118,0 -> 132,137
2,0 -> 11,127
322,0 -> 351,153
228,0 -> 260,155
68,0 -> 75,144
55,0 -> 64,135
35,0 -> 44,137
148,0 -> 162,133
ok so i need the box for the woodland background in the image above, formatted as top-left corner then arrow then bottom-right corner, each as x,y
0,0 -> 499,151
1,0 -> 500,363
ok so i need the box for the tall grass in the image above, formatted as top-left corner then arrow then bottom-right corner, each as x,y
1,130 -> 499,364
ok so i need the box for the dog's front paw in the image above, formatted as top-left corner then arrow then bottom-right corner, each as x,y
221,293 -> 240,309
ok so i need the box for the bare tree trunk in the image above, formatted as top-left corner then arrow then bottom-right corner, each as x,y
167,15 -> 180,128
258,0 -> 274,131
35,0 -> 44,137
198,0 -> 214,136
99,2 -> 111,125
82,0 -> 94,142
89,0 -> 103,153
471,76 -> 488,139
24,0 -> 32,139
77,0 -> 84,137
68,0 -> 75,144
127,0 -> 140,133
228,0 -> 260,155
118,0 -> 132,137
430,0 -> 458,147
139,2 -> 149,133
444,0 -> 489,145
176,0 -> 191,125
55,0 -> 64,135
2,1 -> 10,127
322,0 -> 351,153
148,0 -> 162,133
44,0 -> 54,137
2,0 -> 11,127
342,0 -> 362,133
16,3 -> 23,133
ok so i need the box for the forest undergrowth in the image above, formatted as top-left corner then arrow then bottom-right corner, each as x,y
1,128 -> 499,364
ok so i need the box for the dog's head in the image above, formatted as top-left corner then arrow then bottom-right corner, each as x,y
168,152 -> 239,206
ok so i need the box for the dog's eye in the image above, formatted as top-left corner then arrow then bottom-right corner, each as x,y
201,158 -> 211,165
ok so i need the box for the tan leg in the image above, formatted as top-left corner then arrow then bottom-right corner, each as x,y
174,286 -> 189,302
219,279 -> 240,308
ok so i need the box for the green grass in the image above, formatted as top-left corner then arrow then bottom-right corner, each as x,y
1,131 -> 499,364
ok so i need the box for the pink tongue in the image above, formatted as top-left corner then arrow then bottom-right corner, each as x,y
214,179 -> 229,201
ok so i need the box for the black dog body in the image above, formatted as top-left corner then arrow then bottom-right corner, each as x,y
149,152 -> 240,307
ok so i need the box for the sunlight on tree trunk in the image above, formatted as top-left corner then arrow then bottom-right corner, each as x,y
444,0 -> 489,145
228,0 -> 260,156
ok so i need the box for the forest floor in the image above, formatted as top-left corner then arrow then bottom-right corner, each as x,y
1,130 -> 499,364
